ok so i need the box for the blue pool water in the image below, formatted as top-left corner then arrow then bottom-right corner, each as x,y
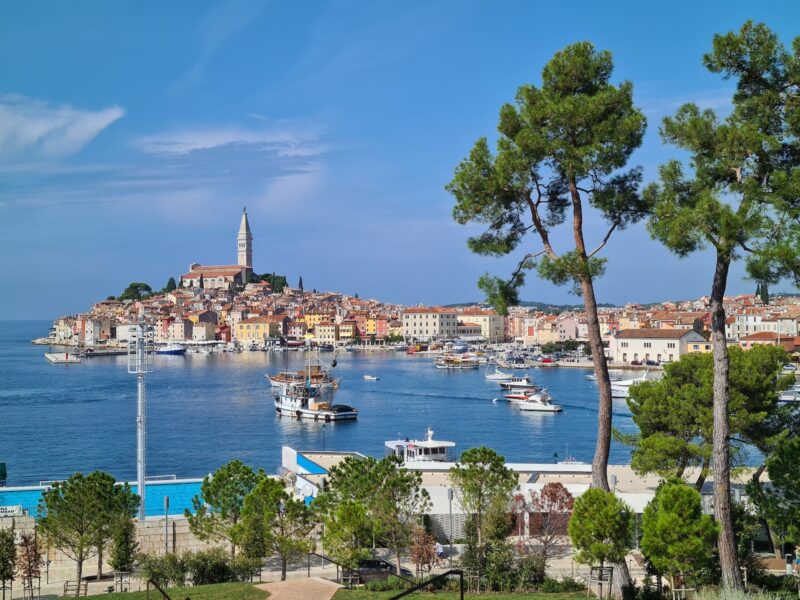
0,320 -> 639,487
0,480 -> 203,518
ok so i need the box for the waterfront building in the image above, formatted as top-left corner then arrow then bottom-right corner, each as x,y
236,316 -> 283,341
339,320 -> 357,341
180,209 -> 254,290
611,328 -> 706,364
168,318 -> 194,341
315,321 -> 339,344
402,307 -> 458,341
192,322 -> 216,341
457,308 -> 506,343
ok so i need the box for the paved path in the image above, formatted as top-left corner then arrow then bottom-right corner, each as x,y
256,577 -> 341,600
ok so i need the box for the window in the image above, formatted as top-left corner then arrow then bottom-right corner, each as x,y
667,342 -> 676,348
644,342 -> 651,348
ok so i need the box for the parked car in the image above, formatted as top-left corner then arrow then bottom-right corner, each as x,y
630,360 -> 642,366
541,357 -> 554,363
356,559 -> 413,582
645,359 -> 658,366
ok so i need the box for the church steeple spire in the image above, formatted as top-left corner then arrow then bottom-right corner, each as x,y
237,207 -> 252,267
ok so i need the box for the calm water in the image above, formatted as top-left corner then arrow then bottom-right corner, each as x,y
0,320 -> 637,486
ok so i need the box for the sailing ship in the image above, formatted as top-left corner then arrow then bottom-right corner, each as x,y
267,351 -> 357,421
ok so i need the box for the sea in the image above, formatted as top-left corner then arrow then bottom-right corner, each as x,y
0,320 -> 639,487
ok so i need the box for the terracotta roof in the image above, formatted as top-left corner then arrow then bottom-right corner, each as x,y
616,328 -> 697,340
740,331 -> 793,341
404,306 -> 456,314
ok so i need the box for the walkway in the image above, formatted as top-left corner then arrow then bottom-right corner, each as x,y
256,577 -> 341,600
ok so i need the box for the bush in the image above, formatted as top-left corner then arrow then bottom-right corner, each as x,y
540,576 -> 586,593
185,548 -> 234,585
136,552 -> 188,588
749,572 -> 798,592
230,555 -> 263,582
515,552 -> 546,590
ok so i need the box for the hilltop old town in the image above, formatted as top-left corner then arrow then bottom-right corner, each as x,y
41,210 -> 800,364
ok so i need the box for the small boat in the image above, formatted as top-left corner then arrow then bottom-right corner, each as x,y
435,353 -> 480,370
498,375 -> 537,390
485,365 -> 513,381
156,343 -> 187,355
610,370 -> 653,399
517,390 -> 562,412
363,375 -> 379,381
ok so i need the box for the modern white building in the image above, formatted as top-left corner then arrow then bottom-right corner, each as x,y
610,328 -> 706,364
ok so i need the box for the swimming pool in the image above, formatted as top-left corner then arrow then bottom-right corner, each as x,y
0,478 -> 203,518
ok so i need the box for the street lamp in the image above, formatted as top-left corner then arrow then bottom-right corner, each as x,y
447,487 -> 454,566
322,424 -> 326,451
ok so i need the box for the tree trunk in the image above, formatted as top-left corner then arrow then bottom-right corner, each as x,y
396,547 -> 402,576
568,179 -> 631,598
76,556 -> 83,598
281,557 -> 287,581
710,253 -> 744,590
568,178 -> 612,491
97,544 -> 103,580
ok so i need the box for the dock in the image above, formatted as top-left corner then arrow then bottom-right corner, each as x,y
44,352 -> 82,364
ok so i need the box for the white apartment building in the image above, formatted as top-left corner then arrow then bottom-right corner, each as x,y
611,328 -> 706,364
403,307 -> 459,341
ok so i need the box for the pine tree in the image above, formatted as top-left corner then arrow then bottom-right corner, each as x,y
298,276 -> 304,292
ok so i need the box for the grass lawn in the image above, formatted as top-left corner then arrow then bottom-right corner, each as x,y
334,591 -> 586,600
82,582 -> 268,599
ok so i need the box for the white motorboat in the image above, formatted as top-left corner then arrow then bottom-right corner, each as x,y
485,365 -> 513,381
498,375 -> 537,390
610,370 -> 654,399
505,389 -> 562,412
363,375 -> 379,381
267,351 -> 357,421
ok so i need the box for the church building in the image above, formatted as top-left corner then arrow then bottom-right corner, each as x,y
180,209 -> 254,290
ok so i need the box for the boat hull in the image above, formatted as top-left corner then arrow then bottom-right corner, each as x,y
274,401 -> 358,421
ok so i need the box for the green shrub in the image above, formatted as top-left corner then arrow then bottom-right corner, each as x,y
540,575 -> 586,593
230,555 -> 262,582
516,552 -> 546,590
136,552 -> 189,588
185,548 -> 234,585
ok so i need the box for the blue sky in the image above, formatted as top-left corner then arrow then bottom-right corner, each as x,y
1,1 -> 798,319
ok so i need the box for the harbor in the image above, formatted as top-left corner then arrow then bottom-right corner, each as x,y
0,320 -> 645,488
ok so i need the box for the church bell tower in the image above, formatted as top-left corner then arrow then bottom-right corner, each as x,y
238,207 -> 253,268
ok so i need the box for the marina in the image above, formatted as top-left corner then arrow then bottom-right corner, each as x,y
1,320 -> 643,487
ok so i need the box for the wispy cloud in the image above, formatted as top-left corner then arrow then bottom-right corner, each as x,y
135,121 -> 327,158
170,0 -> 266,96
0,95 -> 124,161
642,88 -> 734,118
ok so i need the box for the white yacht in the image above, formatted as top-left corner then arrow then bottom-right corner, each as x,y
485,365 -> 513,381
385,427 -> 456,463
504,389 -> 562,412
267,351 -> 357,421
498,375 -> 537,390
610,370 -> 654,399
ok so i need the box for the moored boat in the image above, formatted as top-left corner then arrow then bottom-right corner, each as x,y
268,352 -> 357,421
435,353 -> 480,370
498,375 -> 537,390
156,343 -> 187,355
